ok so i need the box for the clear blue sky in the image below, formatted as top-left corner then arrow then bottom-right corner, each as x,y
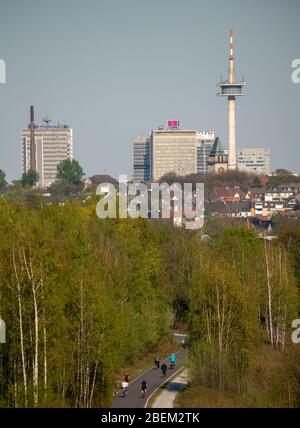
0,0 -> 299,181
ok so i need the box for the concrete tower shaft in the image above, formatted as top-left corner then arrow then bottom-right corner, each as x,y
228,97 -> 236,169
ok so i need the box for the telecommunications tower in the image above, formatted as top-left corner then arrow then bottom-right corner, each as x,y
217,30 -> 246,170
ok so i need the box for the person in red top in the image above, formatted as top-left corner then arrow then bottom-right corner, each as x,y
124,373 -> 129,383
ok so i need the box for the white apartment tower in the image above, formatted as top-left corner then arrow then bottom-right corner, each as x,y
237,148 -> 270,175
22,110 -> 73,188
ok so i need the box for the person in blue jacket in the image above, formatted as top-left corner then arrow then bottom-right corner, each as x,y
170,353 -> 176,368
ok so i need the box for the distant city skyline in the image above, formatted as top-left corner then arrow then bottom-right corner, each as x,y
0,0 -> 299,182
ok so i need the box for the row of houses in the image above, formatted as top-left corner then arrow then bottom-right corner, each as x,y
206,183 -> 300,219
84,176 -> 300,226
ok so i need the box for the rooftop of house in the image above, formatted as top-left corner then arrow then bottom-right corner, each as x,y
248,187 -> 267,196
213,186 -> 233,198
277,183 -> 300,187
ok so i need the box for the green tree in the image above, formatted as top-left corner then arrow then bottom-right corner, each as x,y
57,159 -> 84,185
278,224 -> 300,288
0,199 -> 171,408
188,244 -> 259,393
261,240 -> 298,349
0,169 -> 6,188
252,175 -> 262,188
21,169 -> 39,188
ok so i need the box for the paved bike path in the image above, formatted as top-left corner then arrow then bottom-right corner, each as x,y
151,369 -> 188,408
112,351 -> 186,408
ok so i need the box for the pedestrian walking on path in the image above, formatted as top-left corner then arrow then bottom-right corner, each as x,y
170,353 -> 176,369
161,363 -> 167,377
141,380 -> 147,398
154,356 -> 160,369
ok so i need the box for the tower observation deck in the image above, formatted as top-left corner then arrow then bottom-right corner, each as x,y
217,30 -> 246,170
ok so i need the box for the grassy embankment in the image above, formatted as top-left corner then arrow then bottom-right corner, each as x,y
175,345 -> 297,408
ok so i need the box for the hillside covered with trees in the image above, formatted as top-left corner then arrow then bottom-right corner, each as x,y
0,197 -> 299,407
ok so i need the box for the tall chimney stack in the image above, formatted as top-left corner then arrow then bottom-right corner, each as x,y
30,105 -> 36,171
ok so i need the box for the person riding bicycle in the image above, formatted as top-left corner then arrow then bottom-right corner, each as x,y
170,353 -> 176,369
121,380 -> 128,397
141,380 -> 147,397
161,363 -> 167,376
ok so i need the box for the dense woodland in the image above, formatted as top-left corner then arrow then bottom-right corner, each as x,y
0,196 -> 299,407
179,224 -> 300,407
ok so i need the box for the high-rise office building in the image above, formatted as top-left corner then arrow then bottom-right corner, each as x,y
22,109 -> 73,188
151,128 -> 198,181
237,148 -> 270,175
133,126 -> 216,181
196,131 -> 216,174
133,134 -> 151,182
